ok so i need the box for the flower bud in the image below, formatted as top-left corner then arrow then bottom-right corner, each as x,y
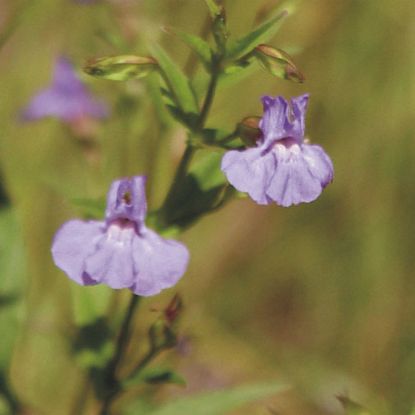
254,44 -> 304,83
237,116 -> 262,146
84,55 -> 158,81
164,294 -> 183,326
204,0 -> 228,52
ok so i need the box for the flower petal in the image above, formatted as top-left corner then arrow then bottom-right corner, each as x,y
83,224 -> 137,289
221,147 -> 276,205
266,143 -> 330,207
290,94 -> 309,138
51,219 -> 104,285
21,87 -> 108,122
259,96 -> 289,145
105,176 -> 147,225
130,228 -> 189,296
302,144 -> 334,186
21,89 -> 63,121
21,57 -> 108,122
53,56 -> 85,94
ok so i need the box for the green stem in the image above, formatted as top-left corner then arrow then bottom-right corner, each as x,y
126,346 -> 163,382
99,295 -> 141,415
160,60 -> 221,221
197,66 -> 219,130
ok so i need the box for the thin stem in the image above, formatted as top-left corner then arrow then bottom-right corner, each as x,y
160,60 -> 221,221
99,295 -> 141,415
126,347 -> 162,381
197,66 -> 219,130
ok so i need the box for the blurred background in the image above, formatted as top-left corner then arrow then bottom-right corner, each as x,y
0,0 -> 414,414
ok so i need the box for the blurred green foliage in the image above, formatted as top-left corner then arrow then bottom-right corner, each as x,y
0,0 -> 414,414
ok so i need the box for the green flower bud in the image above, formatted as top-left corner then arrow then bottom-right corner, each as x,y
84,55 -> 158,81
254,44 -> 305,83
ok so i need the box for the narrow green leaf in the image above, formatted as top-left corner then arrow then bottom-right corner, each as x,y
72,317 -> 113,369
200,128 -> 232,144
123,367 -> 187,388
218,59 -> 259,87
170,29 -> 212,69
165,104 -> 199,128
150,45 -> 199,114
226,10 -> 288,60
160,151 -> 233,229
146,381 -> 288,415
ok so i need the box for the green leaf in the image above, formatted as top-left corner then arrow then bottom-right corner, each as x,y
123,367 -> 187,388
160,151 -> 234,229
72,317 -> 113,369
218,59 -> 259,87
165,104 -> 199,129
150,45 -> 199,115
170,29 -> 212,69
145,381 -> 288,415
226,10 -> 288,60
337,396 -> 373,415
84,55 -> 159,81
200,128 -> 232,144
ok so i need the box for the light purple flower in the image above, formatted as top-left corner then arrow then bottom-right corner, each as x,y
22,56 -> 108,122
51,177 -> 189,296
221,94 -> 333,207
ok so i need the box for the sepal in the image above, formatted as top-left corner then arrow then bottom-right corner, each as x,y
254,44 -> 304,82
84,55 -> 158,81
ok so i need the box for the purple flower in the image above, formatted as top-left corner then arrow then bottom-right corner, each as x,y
221,94 -> 333,207
22,56 -> 108,122
51,177 -> 189,296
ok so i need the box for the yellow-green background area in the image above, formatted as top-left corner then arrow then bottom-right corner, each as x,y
0,0 -> 414,414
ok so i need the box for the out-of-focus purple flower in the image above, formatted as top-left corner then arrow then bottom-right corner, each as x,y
22,56 -> 108,123
51,176 -> 189,296
221,94 -> 333,207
